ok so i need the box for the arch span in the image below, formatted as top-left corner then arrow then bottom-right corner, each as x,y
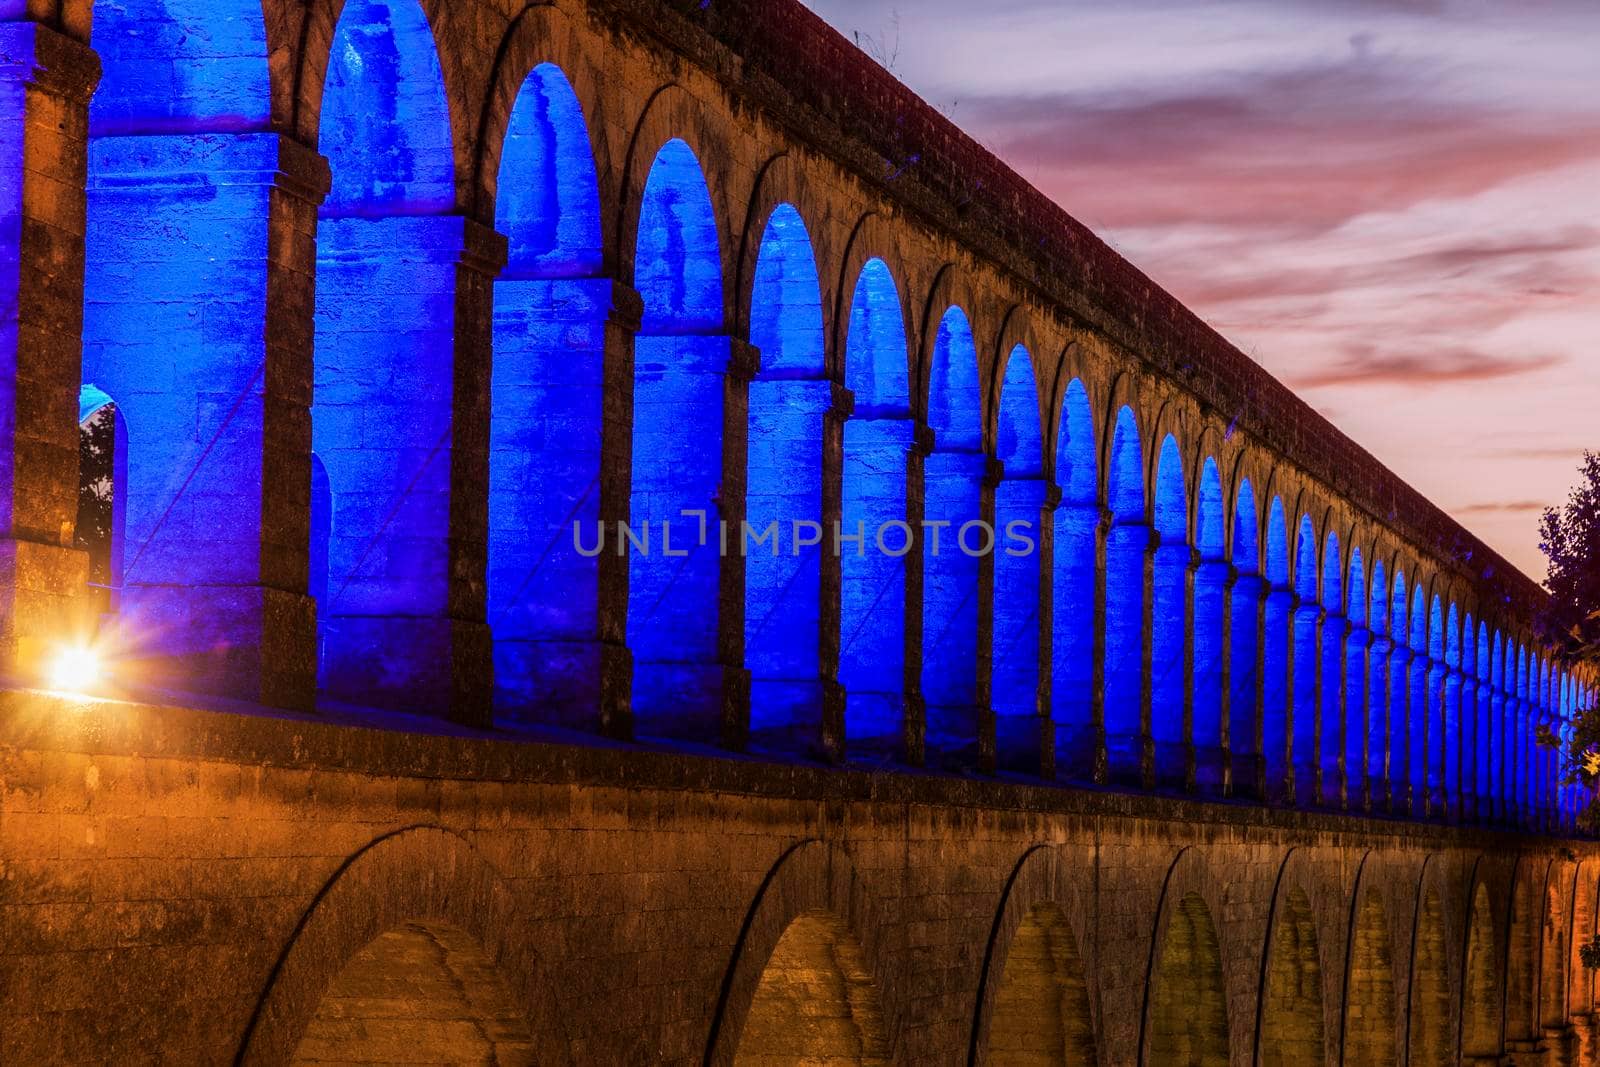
238,826 -> 567,1066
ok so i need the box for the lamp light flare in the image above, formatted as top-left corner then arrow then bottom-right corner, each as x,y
46,646 -> 102,694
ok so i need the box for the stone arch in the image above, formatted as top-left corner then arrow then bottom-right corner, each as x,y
288,919 -> 537,1064
706,839 -> 902,1066
615,82 -> 742,321
1096,369 -> 1146,511
1504,855 -> 1545,1046
1343,856 -> 1399,1066
1140,849 -> 1237,1066
734,153 -> 836,342
918,264 -> 993,432
1407,861 -> 1455,1065
1459,868 -> 1504,1062
1540,859 -> 1574,1029
471,2 -> 618,259
1569,859 -> 1600,1018
238,826 -> 567,1066
970,845 -> 1099,1066
986,306 -> 1049,457
1255,850 -> 1329,1066
831,212 -> 918,385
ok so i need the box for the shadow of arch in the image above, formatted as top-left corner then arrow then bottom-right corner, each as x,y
970,845 -> 1098,1066
1141,849 -> 1235,1066
289,919 -> 536,1064
1460,877 -> 1502,1063
1408,883 -> 1453,1064
706,840 -> 902,1066
1343,856 -> 1398,1067
1255,850 -> 1326,1066
237,826 -> 569,1066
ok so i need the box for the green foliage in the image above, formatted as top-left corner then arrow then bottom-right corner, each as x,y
1535,451 -> 1600,833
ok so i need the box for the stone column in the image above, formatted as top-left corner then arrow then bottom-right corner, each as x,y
1342,617 -> 1368,811
818,381 -> 853,763
0,21 -> 96,679
1427,650 -> 1447,819
716,338 -> 760,751
1088,507 -> 1111,783
1366,628 -> 1391,813
1389,637 -> 1412,815
1231,567 -> 1267,801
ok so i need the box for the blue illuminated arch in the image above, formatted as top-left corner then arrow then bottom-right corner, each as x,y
1051,378 -> 1097,773
627,138 -> 727,738
1150,434 -> 1188,784
1103,406 -> 1146,783
1444,601 -> 1462,812
82,1 -> 279,680
90,1 -> 272,135
1387,571 -> 1410,811
840,258 -> 912,753
1262,497 -> 1291,797
1365,557 -> 1388,796
1228,478 -> 1261,794
1475,620 -> 1491,818
312,0 -> 459,710
1290,514 -> 1318,803
746,203 -> 828,746
1407,584 -> 1429,814
488,62 -> 606,721
991,345 -> 1045,771
1343,546 -> 1367,804
923,307 -> 983,758
1317,530 -> 1342,804
1191,458 -> 1226,790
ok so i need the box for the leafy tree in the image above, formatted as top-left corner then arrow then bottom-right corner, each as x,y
1534,450 -> 1600,839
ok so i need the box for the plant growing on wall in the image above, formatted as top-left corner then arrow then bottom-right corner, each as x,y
1535,450 -> 1600,833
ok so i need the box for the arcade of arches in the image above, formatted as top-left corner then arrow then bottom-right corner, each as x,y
1,0 -> 1597,1062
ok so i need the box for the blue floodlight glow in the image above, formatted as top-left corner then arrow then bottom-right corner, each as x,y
1191,458 -> 1225,789
1317,530 -> 1343,803
1102,406 -> 1145,782
1443,601 -> 1462,809
923,307 -> 982,759
1407,585 -> 1428,814
1052,380 -> 1097,771
1262,498 -> 1290,795
746,203 -> 827,746
488,62 -> 606,722
1476,621 -> 1491,817
1388,572 -> 1410,810
312,0 -> 457,708
82,2 -> 275,668
840,258 -> 912,752
1228,479 -> 1260,790
1290,515 -> 1318,802
992,345 -> 1045,771
1342,546 -> 1367,801
1366,559 -> 1388,793
627,138 -> 726,739
1149,435 -> 1187,783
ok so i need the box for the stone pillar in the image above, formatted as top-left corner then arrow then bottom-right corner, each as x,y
989,467 -> 1052,778
1133,522 -> 1156,789
1231,567 -> 1267,800
1342,618 -> 1367,811
1427,651 -> 1447,819
1389,638 -> 1412,815
1195,554 -> 1231,795
595,283 -> 643,738
818,382 -> 853,763
1177,550 -> 1199,792
1366,629 -> 1390,813
1320,607 -> 1346,808
1088,508 -> 1111,783
0,21 -> 96,679
716,338 -> 760,751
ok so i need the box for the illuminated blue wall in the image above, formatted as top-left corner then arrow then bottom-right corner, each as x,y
1262,498 -> 1290,796
627,138 -> 726,738
1388,574 -> 1410,810
1490,630 -> 1505,818
1290,514 -> 1318,804
1150,434 -> 1187,784
1191,458 -> 1225,790
1475,621 -> 1491,818
1443,601 -> 1462,810
1407,586 -> 1429,815
840,258 -> 911,750
923,307 -> 982,758
1103,406 -> 1145,783
1228,479 -> 1261,791
1052,380 -> 1097,770
82,2 -> 275,662
1365,560 -> 1388,795
1317,531 -> 1342,803
312,0 -> 458,708
488,63 -> 606,721
746,204 -> 827,745
1343,548 -> 1367,803
992,344 -> 1044,771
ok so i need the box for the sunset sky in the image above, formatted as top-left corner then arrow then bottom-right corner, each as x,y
803,0 -> 1600,580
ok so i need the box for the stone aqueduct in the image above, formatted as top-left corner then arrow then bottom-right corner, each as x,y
1,0 -> 1597,1063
